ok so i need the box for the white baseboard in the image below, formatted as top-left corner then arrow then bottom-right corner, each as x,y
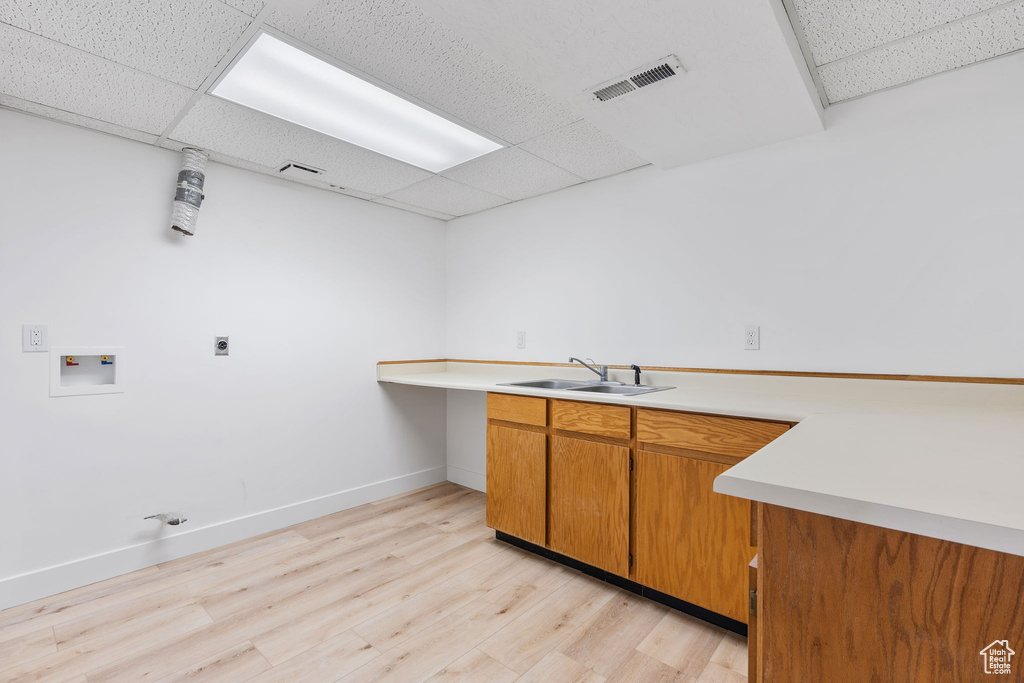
447,465 -> 485,492
0,466 -> 446,611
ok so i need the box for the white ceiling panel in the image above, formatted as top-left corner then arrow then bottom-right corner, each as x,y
163,137 -> 382,200
409,0 -> 824,169
219,0 -> 265,17
816,2 -> 1024,102
441,147 -> 582,201
385,176 -> 509,216
518,120 -> 648,181
791,0 -> 1009,65
162,138 -> 271,172
265,0 -> 579,144
0,0 -> 253,89
372,197 -> 455,221
0,23 -> 194,133
0,94 -> 159,144
170,96 -> 432,196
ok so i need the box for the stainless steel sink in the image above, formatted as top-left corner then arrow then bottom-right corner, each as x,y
497,379 -> 590,390
497,379 -> 673,396
567,384 -> 673,396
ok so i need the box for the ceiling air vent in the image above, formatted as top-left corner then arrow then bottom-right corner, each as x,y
593,80 -> 636,102
588,55 -> 684,102
278,161 -> 325,178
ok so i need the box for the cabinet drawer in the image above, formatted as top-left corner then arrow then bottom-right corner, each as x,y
487,393 -> 547,427
637,409 -> 788,459
552,400 -> 631,439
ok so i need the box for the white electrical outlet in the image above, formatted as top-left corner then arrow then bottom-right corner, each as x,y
22,324 -> 48,352
516,331 -> 526,349
744,325 -> 760,350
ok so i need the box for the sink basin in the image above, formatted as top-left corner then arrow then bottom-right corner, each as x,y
498,379 -> 590,390
497,379 -> 674,396
567,384 -> 673,396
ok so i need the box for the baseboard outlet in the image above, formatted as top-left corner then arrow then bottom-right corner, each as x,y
0,466 -> 446,611
446,465 -> 485,492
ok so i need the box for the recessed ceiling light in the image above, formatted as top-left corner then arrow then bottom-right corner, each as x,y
211,33 -> 503,173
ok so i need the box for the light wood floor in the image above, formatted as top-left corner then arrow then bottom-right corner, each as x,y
0,482 -> 747,682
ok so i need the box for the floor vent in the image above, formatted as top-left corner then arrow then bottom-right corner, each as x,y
588,55 -> 684,103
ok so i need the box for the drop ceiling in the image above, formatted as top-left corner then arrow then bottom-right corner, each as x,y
784,0 -> 1024,104
0,0 -> 1019,220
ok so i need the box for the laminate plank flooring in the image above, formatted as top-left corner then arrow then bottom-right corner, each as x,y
0,482 -> 745,682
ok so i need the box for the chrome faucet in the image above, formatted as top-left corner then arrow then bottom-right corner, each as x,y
569,357 -> 609,382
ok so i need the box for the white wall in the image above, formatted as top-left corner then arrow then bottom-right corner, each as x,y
0,109 -> 448,608
445,389 -> 487,490
448,54 -> 1024,377
445,53 -> 1024,487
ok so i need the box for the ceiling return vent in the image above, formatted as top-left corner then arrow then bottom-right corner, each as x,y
278,161 -> 325,178
589,55 -> 684,102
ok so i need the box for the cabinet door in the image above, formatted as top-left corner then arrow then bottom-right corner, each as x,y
548,436 -> 629,575
635,449 -> 755,623
486,424 -> 547,546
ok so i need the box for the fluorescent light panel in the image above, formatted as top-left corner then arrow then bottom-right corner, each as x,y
211,33 -> 503,173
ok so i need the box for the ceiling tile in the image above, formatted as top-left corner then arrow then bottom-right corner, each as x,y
792,0 -> 1008,65
441,147 -> 583,201
0,0 -> 253,89
266,0 -> 578,144
518,121 -> 649,181
0,24 -> 194,133
0,94 -> 158,144
162,138 -> 380,199
218,0 -> 265,17
373,197 -> 455,221
169,96 -> 433,196
817,3 -> 1024,102
162,138 -> 273,173
385,176 -> 509,217
408,0 -> 823,169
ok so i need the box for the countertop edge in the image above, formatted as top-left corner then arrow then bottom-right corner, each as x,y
714,473 -> 1024,557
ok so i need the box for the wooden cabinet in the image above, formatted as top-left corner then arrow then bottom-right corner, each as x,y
551,400 -> 630,439
487,393 -> 547,427
757,505 -> 1024,682
637,409 -> 789,459
548,435 -> 629,575
635,449 -> 756,623
485,423 -> 546,546
748,555 -> 759,682
485,393 -> 789,627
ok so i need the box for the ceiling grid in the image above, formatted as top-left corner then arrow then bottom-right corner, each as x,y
2,0 -> 1021,217
788,0 -> 1024,103
0,0 -> 654,219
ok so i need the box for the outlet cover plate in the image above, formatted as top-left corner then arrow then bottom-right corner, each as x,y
215,336 -> 229,356
23,324 -> 49,352
744,325 -> 760,350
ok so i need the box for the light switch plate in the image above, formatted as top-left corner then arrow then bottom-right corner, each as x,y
23,324 -> 48,352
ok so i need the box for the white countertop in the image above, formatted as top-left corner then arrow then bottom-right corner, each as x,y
378,361 -> 1024,556
715,413 -> 1024,557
